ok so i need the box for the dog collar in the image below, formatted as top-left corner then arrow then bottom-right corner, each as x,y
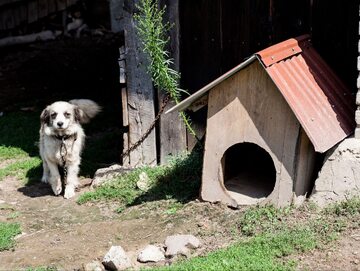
53,133 -> 77,141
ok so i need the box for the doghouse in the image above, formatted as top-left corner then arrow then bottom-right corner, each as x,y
167,35 -> 355,207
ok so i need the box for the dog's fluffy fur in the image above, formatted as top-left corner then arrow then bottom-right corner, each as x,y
39,99 -> 101,198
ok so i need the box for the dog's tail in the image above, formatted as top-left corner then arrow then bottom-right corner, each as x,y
69,99 -> 101,123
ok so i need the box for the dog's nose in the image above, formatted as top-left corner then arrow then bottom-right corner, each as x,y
57,121 -> 64,127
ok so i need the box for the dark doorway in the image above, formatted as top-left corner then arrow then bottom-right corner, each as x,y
222,143 -> 276,205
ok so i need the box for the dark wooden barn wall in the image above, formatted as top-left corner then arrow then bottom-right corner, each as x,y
180,0 -> 358,94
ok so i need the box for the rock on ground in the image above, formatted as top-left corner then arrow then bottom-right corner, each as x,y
92,165 -> 133,188
82,260 -> 105,271
310,137 -> 360,207
137,244 -> 165,263
102,246 -> 132,271
165,234 -> 201,257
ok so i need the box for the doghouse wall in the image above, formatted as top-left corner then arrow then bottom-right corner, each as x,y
201,61 -> 307,207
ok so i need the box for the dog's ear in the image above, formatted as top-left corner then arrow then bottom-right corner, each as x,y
74,107 -> 85,123
40,107 -> 50,125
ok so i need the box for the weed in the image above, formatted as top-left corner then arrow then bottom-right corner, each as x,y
134,0 -> 197,137
323,196 -> 360,217
238,205 -> 292,236
0,222 -> 21,251
77,150 -> 202,208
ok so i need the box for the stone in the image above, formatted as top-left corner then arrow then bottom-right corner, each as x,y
92,165 -> 133,188
310,137 -> 360,207
292,194 -> 307,208
102,246 -> 132,271
136,172 -> 151,192
165,234 -> 201,257
82,261 -> 105,271
137,244 -> 165,263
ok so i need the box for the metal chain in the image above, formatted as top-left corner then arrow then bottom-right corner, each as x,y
121,94 -> 171,160
60,138 -> 68,182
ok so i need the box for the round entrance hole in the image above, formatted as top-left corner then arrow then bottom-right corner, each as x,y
222,143 -> 276,205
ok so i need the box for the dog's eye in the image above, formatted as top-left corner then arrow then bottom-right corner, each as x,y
50,113 -> 57,119
64,112 -> 71,118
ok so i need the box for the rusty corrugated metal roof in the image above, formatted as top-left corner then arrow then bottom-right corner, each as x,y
166,35 -> 355,153
257,35 -> 355,152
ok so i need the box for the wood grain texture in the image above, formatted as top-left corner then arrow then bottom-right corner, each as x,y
123,11 -> 157,166
201,61 -> 304,207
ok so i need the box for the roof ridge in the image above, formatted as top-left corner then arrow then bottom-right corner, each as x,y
257,34 -> 311,67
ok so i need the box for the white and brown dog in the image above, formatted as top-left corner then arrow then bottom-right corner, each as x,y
39,99 -> 101,198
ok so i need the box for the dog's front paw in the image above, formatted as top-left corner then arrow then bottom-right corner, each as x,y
64,185 -> 76,199
51,182 -> 62,196
50,177 -> 62,195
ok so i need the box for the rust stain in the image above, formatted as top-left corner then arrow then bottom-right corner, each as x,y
257,35 -> 355,152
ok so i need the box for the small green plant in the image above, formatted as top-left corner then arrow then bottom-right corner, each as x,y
323,196 -> 360,217
78,151 -> 202,207
0,222 -> 21,251
238,205 -> 292,236
134,0 -> 197,138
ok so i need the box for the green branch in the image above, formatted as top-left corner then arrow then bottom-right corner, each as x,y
134,0 -> 197,138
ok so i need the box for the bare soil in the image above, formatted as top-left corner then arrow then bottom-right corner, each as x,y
0,35 -> 359,271
0,175 -> 241,270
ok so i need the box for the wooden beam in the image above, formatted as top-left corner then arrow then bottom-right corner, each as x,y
121,87 -> 130,165
123,17 -> 157,166
158,0 -> 186,164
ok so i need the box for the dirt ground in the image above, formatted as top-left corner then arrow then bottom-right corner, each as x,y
0,175 -> 241,270
0,35 -> 360,271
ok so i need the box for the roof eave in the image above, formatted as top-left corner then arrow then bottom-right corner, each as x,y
165,55 -> 257,114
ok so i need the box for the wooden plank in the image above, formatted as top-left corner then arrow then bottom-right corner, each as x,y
121,87 -> 130,165
187,94 -> 208,112
27,0 -> 38,23
158,0 -> 187,164
158,96 -> 187,164
119,60 -> 126,84
201,61 -> 301,207
124,17 -> 157,166
294,128 -> 316,196
121,87 -> 129,127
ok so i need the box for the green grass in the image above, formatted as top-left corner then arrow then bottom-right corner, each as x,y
0,109 -> 121,183
146,227 -> 316,271
0,222 -> 21,251
144,197 -> 360,271
0,111 -> 42,183
77,150 -> 202,206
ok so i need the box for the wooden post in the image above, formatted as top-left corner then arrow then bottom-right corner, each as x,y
120,1 -> 157,167
158,0 -> 187,164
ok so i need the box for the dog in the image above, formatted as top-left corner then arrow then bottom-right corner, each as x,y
39,99 -> 101,198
